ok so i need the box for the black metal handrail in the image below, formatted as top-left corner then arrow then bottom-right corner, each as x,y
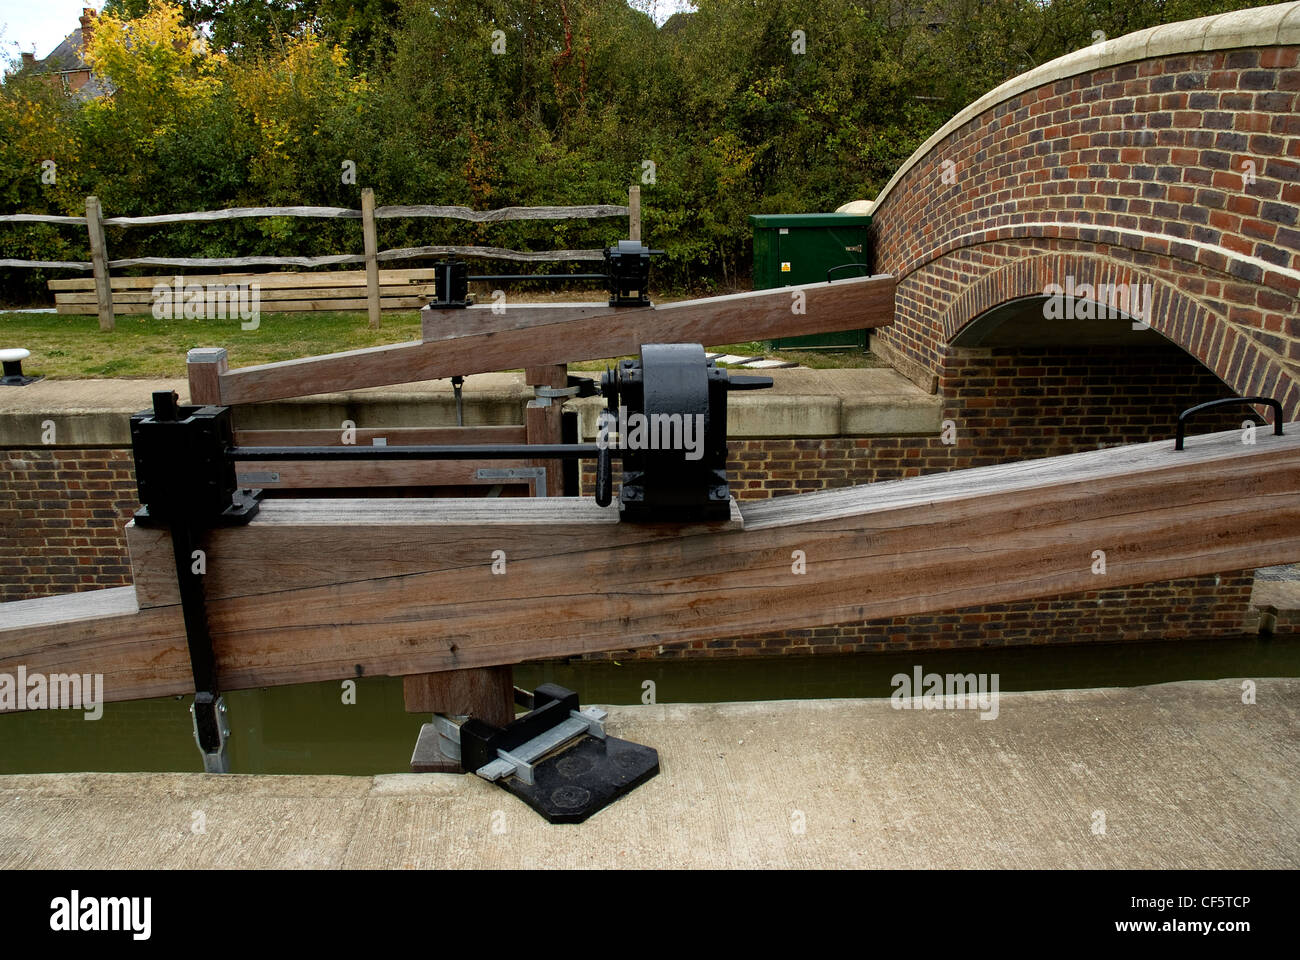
826,262 -> 871,282
1175,396 -> 1284,450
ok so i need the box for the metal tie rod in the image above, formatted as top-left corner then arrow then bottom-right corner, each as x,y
467,273 -> 607,282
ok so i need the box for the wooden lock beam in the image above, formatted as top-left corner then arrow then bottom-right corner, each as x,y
211,274 -> 895,405
2,425 -> 1298,711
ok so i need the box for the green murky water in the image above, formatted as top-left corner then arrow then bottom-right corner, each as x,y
2,635 -> 1297,776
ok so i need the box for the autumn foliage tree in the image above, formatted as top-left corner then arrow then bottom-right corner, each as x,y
0,0 -> 1281,302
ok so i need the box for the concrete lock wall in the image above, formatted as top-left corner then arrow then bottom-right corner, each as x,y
0,354 -> 1263,656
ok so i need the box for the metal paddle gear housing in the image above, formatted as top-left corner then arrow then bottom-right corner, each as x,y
601,343 -> 772,522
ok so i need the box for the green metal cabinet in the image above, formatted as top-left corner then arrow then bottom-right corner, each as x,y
750,212 -> 872,349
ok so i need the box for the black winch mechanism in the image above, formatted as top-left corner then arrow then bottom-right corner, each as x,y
129,343 -> 771,817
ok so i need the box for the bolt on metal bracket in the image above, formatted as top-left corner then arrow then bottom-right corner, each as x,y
474,466 -> 548,495
191,694 -> 231,774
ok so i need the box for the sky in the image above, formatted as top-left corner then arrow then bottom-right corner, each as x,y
0,1 -> 699,67
642,0 -> 697,27
0,0 -> 94,65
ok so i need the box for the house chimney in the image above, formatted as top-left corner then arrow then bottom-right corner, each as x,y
79,7 -> 96,55
21,51 -> 35,69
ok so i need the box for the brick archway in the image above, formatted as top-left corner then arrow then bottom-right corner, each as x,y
937,246 -> 1300,413
868,6 -> 1300,419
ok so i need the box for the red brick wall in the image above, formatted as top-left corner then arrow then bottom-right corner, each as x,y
0,449 -> 138,602
871,47 -> 1300,419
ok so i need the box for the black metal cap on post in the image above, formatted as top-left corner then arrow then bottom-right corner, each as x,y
605,240 -> 661,307
0,348 -> 42,386
432,259 -> 470,308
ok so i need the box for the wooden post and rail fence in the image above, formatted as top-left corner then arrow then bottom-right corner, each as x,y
0,185 -> 644,330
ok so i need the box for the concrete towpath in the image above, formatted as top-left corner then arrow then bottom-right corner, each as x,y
2,678 -> 1297,869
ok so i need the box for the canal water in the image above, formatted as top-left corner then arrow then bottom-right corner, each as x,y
2,634 -> 1297,776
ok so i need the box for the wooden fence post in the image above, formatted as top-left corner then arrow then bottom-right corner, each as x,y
628,185 -> 641,241
84,196 -> 114,331
361,187 -> 381,329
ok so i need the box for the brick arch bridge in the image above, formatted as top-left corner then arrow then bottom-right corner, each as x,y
869,1 -> 1300,420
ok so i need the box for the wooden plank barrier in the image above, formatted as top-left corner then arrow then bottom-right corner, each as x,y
47,268 -> 443,316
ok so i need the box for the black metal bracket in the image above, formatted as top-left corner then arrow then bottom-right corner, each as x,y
605,240 -> 661,307
561,408 -> 580,496
532,374 -> 598,405
1175,396 -> 1284,450
567,374 -> 599,398
432,259 -> 471,308
130,391 -> 263,773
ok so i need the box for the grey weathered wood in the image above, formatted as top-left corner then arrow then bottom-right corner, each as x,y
103,206 -> 361,226
375,245 -> 605,263
361,188 -> 381,330
230,457 -> 538,491
742,425 -> 1292,529
0,586 -> 139,630
109,254 -> 366,269
104,248 -> 607,270
1,259 -> 91,270
54,297 -> 429,317
9,203 -> 625,229
56,283 -> 436,304
24,195 -> 621,293
0,214 -> 88,225
49,269 -> 440,291
373,204 -> 627,222
628,185 -> 641,241
84,196 -> 114,331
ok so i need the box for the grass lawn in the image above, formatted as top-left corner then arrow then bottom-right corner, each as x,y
0,307 -> 884,380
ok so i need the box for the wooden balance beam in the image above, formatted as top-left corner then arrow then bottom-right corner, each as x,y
2,424 -> 1297,710
206,274 -> 896,405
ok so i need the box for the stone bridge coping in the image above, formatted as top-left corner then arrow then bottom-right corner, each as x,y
872,1 -> 1300,216
903,220 -> 1300,288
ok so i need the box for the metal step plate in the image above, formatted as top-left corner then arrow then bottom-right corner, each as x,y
494,733 -> 660,824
